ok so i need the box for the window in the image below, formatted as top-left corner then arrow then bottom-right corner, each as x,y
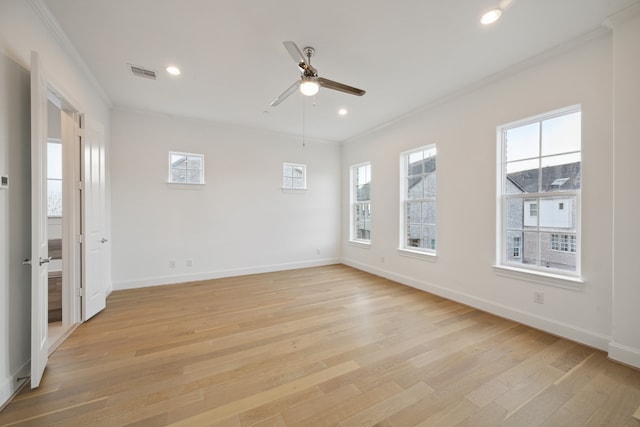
350,163 -> 371,242
513,236 -> 521,258
401,145 -> 436,253
47,140 -> 63,217
499,107 -> 581,275
169,152 -> 205,184
282,163 -> 307,190
551,234 -> 576,253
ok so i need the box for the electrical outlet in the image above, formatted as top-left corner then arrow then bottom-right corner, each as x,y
169,260 -> 176,268
380,256 -> 385,263
534,291 -> 544,304
186,259 -> 193,267
316,249 -> 320,255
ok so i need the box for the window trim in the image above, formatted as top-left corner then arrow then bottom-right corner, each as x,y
168,151 -> 205,185
399,144 -> 437,255
496,105 -> 582,280
349,161 -> 371,244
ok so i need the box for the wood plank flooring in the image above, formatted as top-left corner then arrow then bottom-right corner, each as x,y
1,264 -> 639,426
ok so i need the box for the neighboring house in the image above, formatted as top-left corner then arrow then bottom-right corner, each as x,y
505,161 -> 580,271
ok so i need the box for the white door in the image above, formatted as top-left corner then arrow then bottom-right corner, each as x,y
30,51 -> 49,388
82,117 -> 107,320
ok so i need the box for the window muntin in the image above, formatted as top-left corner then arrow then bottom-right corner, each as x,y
351,163 -> 371,242
169,152 -> 205,184
401,145 -> 436,253
500,108 -> 580,274
282,163 -> 307,190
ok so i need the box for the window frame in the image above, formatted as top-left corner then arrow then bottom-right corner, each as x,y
496,105 -> 582,280
349,162 -> 371,244
282,162 -> 307,191
399,144 -> 437,257
168,151 -> 205,185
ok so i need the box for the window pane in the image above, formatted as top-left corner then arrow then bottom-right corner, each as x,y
425,174 -> 436,198
171,169 -> 186,183
408,177 -> 423,200
541,111 -> 581,156
506,158 -> 539,194
408,225 -> 421,247
47,179 -> 62,217
171,153 -> 186,166
407,202 -> 421,224
187,156 -> 203,171
421,201 -> 435,225
541,153 -> 581,192
538,196 -> 576,230
506,122 -> 540,162
541,232 -> 577,271
356,184 -> 369,201
408,151 -> 424,176
505,197 -> 524,229
421,226 -> 436,249
283,164 -> 293,177
292,177 -> 305,189
522,231 -> 539,266
186,169 -> 202,184
506,230 -> 523,263
424,153 -> 436,174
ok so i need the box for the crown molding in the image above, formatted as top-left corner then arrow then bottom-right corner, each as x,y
27,0 -> 112,107
603,2 -> 640,29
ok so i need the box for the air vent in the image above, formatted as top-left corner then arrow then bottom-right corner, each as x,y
128,64 -> 157,80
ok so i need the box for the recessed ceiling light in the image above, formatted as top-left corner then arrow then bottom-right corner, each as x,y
481,8 -> 502,25
338,108 -> 348,116
166,66 -> 181,76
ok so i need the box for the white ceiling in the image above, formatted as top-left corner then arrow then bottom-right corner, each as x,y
43,0 -> 639,142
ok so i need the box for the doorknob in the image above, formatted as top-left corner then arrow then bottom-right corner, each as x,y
23,258 -> 31,265
39,256 -> 52,266
100,238 -> 108,243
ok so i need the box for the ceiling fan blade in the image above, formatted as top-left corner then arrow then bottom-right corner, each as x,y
317,77 -> 366,96
270,80 -> 299,106
283,41 -> 307,66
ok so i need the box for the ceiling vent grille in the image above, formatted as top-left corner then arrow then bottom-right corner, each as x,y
129,64 -> 157,80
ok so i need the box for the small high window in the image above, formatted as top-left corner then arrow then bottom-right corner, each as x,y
282,163 -> 307,190
168,152 -> 205,184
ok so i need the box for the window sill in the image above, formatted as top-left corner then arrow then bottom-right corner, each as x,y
349,240 -> 371,249
492,265 -> 583,291
397,248 -> 437,262
281,188 -> 308,194
167,183 -> 206,190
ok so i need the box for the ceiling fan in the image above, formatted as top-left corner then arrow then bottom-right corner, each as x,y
270,41 -> 366,107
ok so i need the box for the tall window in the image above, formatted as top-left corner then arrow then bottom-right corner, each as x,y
47,140 -> 63,217
499,107 -> 581,275
169,152 -> 205,184
351,163 -> 371,242
282,163 -> 307,190
401,145 -> 436,253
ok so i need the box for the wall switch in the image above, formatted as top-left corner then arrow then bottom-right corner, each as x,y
0,174 -> 8,189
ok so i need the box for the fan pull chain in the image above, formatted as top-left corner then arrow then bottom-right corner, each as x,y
302,95 -> 306,147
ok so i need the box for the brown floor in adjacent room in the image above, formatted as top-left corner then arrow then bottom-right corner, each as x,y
1,265 -> 639,426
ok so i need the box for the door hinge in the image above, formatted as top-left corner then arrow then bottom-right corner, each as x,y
77,287 -> 84,297
78,181 -> 84,191
78,234 -> 83,244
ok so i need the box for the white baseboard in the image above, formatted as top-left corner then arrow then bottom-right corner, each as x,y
112,258 -> 341,290
0,360 -> 29,410
608,342 -> 640,369
343,258 -> 611,352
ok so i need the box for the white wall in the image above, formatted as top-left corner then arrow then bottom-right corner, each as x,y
110,110 -> 341,289
610,7 -> 640,367
342,34 -> 615,351
0,0 -> 110,405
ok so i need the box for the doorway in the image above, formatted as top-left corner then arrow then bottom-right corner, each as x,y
45,98 -> 81,353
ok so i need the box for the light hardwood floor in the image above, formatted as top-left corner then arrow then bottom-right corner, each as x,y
1,264 -> 639,426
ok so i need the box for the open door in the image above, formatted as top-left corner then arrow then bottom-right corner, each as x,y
82,117 -> 107,320
30,51 -> 49,388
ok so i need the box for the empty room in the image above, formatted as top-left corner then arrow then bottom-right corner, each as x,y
1,0 -> 639,425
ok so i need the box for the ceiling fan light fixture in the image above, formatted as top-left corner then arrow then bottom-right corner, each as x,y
299,78 -> 320,96
481,8 -> 502,25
